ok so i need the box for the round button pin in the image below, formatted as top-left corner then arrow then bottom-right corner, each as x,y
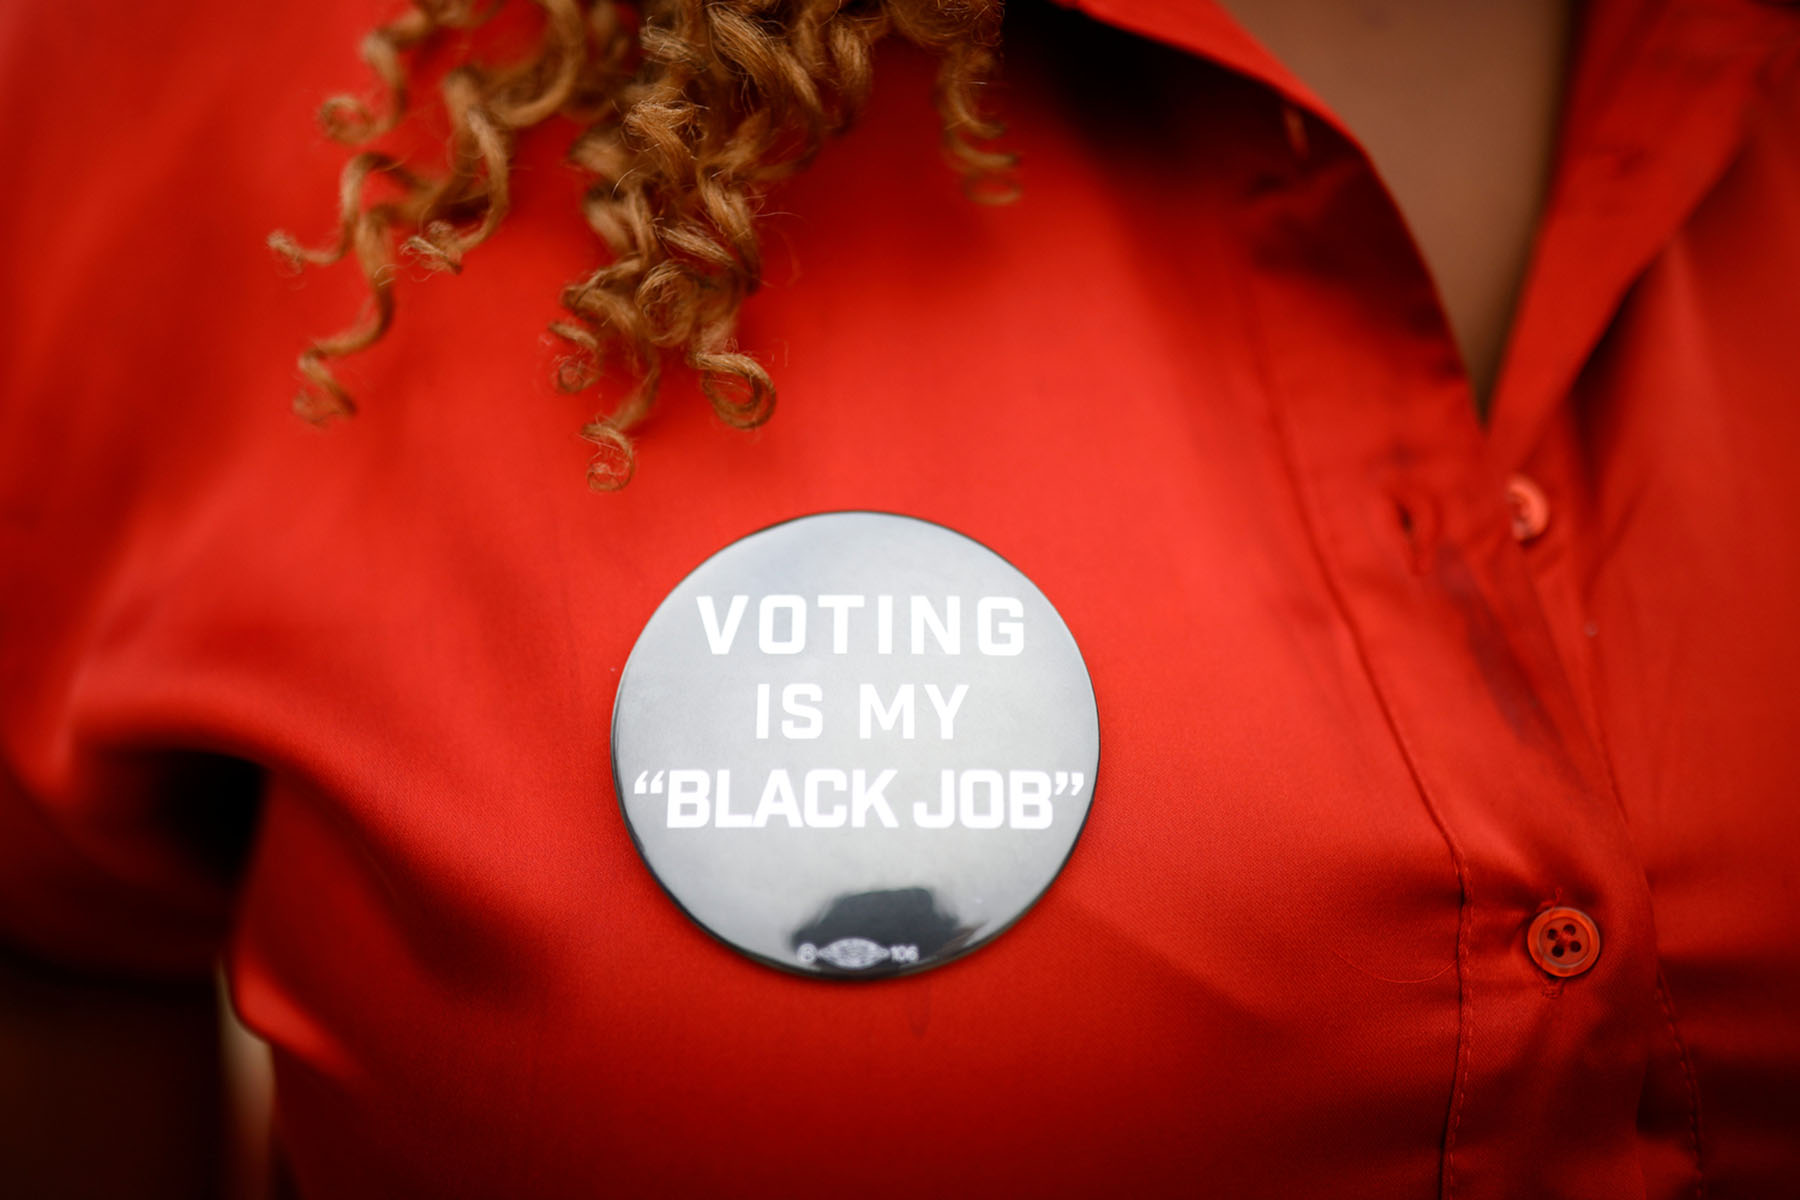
611,512 -> 1100,978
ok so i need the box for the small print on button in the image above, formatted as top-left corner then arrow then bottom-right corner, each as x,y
1529,907 -> 1601,978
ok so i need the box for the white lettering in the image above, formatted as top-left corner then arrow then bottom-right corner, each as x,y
959,768 -> 1006,829
910,595 -> 962,655
667,769 -> 712,828
852,768 -> 900,828
859,683 -> 916,739
667,766 -> 1068,831
752,770 -> 804,828
1009,769 -> 1054,830
700,595 -> 1023,656
924,683 -> 969,739
817,594 -> 865,654
781,683 -> 823,740
977,596 -> 1024,656
916,769 -> 957,828
714,769 -> 753,827
758,594 -> 806,654
804,768 -> 848,828
697,595 -> 749,655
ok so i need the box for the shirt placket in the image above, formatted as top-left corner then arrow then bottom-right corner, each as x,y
1227,101 -> 1665,1199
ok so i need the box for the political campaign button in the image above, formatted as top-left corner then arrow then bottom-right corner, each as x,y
611,512 -> 1099,978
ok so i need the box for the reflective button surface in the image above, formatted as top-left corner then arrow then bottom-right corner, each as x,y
1528,906 -> 1601,978
611,512 -> 1100,979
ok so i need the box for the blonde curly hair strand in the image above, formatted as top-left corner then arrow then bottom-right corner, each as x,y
271,0 -> 1013,489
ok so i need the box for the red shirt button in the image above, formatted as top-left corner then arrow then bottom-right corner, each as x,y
1506,474 -> 1550,543
1528,907 -> 1601,978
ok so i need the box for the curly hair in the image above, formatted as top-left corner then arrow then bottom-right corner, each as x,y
271,0 -> 1012,488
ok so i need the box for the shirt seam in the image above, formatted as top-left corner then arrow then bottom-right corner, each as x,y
1655,968 -> 1708,1199
1221,220 -> 1475,1200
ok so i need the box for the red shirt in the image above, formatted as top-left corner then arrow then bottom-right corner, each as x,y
3,1 -> 1798,1196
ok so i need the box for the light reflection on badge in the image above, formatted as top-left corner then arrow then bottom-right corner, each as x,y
611,512 -> 1100,978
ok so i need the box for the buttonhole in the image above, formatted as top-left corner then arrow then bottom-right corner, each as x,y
1391,491 -> 1440,576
